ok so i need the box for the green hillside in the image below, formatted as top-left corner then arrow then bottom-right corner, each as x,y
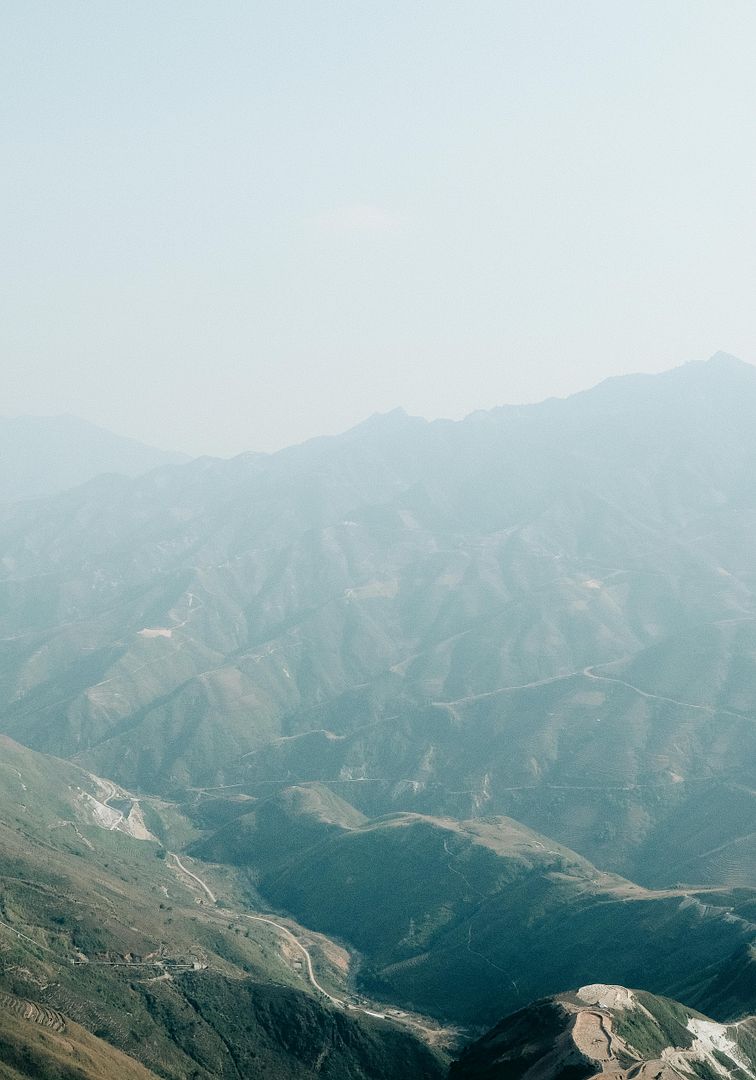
194,794 -> 756,1026
188,784 -> 367,871
678,943 -> 756,1023
0,738 -> 446,1078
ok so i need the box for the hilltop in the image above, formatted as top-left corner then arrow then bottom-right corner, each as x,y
450,984 -> 756,1080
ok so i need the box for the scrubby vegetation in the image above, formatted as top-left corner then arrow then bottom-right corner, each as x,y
612,993 -> 695,1059
0,739 -> 447,1079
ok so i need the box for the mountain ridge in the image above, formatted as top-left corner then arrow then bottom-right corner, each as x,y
1,354 -> 755,888
3,352 -> 756,1072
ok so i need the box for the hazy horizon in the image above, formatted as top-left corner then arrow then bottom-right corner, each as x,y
4,2 -> 756,456
2,347 -> 750,459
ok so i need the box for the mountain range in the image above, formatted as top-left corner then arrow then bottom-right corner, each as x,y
1,355 -> 755,878
1,353 -> 755,1077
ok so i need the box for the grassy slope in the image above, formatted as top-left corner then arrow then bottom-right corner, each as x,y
197,796 -> 756,1026
0,1005 -> 160,1080
677,943 -> 756,1022
188,783 -> 367,871
0,737 -> 446,1079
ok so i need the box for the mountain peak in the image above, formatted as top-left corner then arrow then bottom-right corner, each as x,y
356,406 -> 412,427
705,350 -> 746,366
343,406 -> 424,439
685,350 -> 754,375
673,350 -> 756,386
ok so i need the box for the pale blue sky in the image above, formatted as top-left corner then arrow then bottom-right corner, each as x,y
3,1 -> 756,456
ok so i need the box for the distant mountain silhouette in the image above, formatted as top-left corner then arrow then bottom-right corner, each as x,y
0,413 -> 188,502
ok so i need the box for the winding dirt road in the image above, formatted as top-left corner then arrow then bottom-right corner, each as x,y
168,853 -> 217,903
582,665 -> 749,720
237,914 -> 344,1008
166,853 -> 348,1006
164,851 -> 455,1038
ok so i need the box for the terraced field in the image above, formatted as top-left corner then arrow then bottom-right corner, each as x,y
0,991 -> 65,1033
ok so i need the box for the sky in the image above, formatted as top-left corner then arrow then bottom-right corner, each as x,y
3,1 -> 756,457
